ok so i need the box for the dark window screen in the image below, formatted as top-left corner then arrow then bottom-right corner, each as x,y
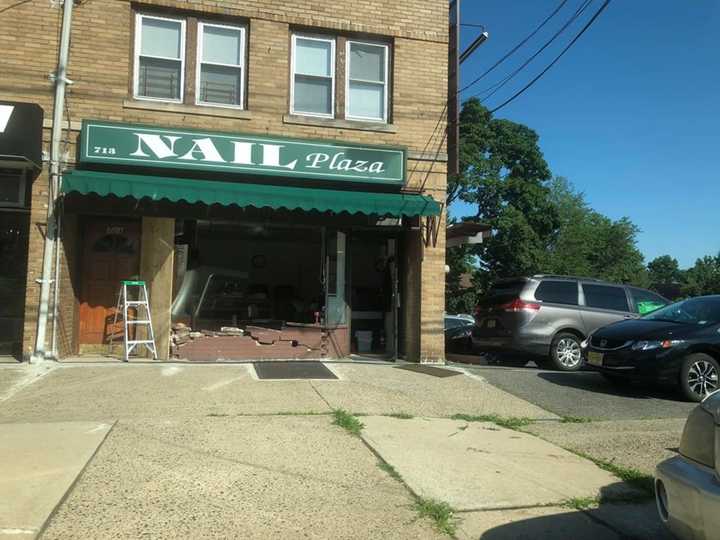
535,281 -> 578,305
583,284 -> 629,312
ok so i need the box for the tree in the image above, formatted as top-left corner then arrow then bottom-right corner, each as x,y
445,242 -> 477,314
446,102 -> 650,312
543,178 -> 648,286
452,98 -> 558,290
648,255 -> 681,286
647,255 -> 684,299
683,254 -> 720,297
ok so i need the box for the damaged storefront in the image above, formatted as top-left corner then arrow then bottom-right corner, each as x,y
60,120 -> 440,361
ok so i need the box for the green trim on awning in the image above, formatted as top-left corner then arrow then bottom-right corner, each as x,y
61,170 -> 441,217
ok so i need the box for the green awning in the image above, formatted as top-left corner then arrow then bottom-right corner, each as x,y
61,170 -> 441,217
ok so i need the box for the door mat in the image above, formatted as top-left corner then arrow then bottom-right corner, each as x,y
395,364 -> 462,378
254,361 -> 338,380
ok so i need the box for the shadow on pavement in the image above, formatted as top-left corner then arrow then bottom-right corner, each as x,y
537,371 -> 683,402
447,352 -> 538,368
477,482 -> 671,540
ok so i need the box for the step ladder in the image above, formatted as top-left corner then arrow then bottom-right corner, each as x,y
110,280 -> 158,361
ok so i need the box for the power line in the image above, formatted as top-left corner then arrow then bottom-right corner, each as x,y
459,0 -> 570,94
490,0 -> 612,113
471,0 -> 594,102
0,0 -> 33,15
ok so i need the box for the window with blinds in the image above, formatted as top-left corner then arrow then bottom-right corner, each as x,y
134,14 -> 185,102
197,23 -> 246,108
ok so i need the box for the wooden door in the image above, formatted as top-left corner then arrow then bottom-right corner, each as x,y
79,219 -> 140,344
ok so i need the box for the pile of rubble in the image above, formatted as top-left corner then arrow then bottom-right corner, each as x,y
170,322 -> 246,358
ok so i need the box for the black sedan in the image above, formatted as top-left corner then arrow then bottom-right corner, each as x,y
583,295 -> 720,402
445,315 -> 474,353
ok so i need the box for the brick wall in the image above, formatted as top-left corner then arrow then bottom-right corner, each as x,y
0,0 -> 447,362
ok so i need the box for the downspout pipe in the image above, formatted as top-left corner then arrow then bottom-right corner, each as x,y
32,0 -> 74,363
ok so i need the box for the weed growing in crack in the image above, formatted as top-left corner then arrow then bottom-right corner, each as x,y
377,460 -> 402,481
562,496 -> 599,510
450,413 -> 533,431
386,412 -> 414,419
572,451 -> 654,497
414,498 -> 458,536
561,416 -> 593,424
332,409 -> 364,436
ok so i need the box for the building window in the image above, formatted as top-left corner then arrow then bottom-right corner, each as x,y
291,35 -> 335,118
196,22 -> 246,108
134,14 -> 186,102
0,171 -> 26,208
346,41 -> 388,122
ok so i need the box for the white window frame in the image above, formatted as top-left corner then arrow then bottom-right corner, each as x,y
0,171 -> 26,208
133,13 -> 186,104
195,21 -> 247,110
345,40 -> 389,123
290,34 -> 336,118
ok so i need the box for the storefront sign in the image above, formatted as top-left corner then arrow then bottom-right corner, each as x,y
0,101 -> 43,170
80,121 -> 405,185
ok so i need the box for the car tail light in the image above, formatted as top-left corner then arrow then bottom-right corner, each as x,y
500,299 -> 541,312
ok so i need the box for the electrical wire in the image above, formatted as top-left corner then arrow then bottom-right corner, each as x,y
490,0 -> 611,113
0,0 -> 33,15
471,0 -> 594,102
459,0 -> 570,94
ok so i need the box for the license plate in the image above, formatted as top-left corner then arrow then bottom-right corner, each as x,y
486,319 -> 496,329
587,351 -> 604,367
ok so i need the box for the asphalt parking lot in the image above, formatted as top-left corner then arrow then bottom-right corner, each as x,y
449,356 -> 696,421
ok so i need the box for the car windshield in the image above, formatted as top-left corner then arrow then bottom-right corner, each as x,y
644,296 -> 720,325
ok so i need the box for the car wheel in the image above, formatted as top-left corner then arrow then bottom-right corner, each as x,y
549,333 -> 584,371
680,353 -> 720,402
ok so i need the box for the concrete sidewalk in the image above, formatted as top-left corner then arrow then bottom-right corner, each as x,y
0,422 -> 112,539
360,416 -> 639,511
0,362 -> 671,538
0,362 -> 555,422
359,415 -> 672,539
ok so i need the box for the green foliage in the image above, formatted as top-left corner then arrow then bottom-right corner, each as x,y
683,254 -> 720,297
450,413 -> 533,431
648,255 -> 682,287
560,416 -> 593,424
445,240 -> 479,313
446,102 -> 652,311
450,98 -> 558,291
414,498 -> 458,536
573,450 -> 654,497
543,177 -> 648,286
377,460 -> 403,481
647,255 -> 684,299
385,412 -> 414,419
562,496 -> 599,510
331,409 -> 364,436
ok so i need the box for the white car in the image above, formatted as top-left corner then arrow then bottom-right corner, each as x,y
655,390 -> 720,539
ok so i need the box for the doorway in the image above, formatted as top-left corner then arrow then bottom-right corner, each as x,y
79,218 -> 141,345
349,234 -> 398,358
0,211 -> 30,357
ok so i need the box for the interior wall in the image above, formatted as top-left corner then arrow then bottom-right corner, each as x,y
194,225 -> 323,320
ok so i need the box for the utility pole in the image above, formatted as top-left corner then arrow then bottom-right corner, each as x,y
448,1 -> 488,178
32,0 -> 74,363
448,0 -> 460,177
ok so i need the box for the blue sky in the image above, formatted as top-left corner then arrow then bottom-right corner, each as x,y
454,0 -> 720,269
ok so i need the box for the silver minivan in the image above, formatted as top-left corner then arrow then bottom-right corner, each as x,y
471,275 -> 669,371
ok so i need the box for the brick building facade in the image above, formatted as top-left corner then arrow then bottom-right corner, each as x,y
0,0 -> 448,363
